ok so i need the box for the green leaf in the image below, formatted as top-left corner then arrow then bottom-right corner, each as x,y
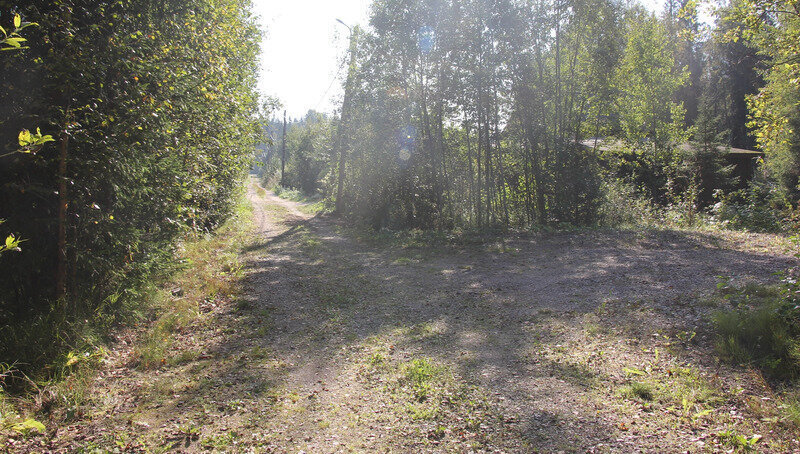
11,418 -> 45,434
623,367 -> 647,376
5,234 -> 15,248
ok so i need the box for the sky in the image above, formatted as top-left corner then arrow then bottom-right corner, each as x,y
252,0 -> 708,120
252,0 -> 372,120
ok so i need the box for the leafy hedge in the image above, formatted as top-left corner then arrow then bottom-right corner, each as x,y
0,0 -> 261,372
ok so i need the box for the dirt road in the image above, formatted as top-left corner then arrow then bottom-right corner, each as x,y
18,179 -> 799,452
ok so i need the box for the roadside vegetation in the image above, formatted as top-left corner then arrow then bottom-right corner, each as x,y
0,196 -> 254,447
0,0 -> 261,380
255,0 -> 800,237
1,0 -> 799,451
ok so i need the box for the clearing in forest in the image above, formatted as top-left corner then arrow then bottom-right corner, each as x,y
9,178 -> 799,452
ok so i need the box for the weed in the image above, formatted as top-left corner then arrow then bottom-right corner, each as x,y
664,367 -> 723,410
201,431 -> 239,450
249,346 -> 271,360
777,391 -> 800,427
713,278 -> 800,380
621,382 -> 654,401
392,257 -> 414,265
585,322 -> 601,337
717,429 -> 762,452
369,352 -> 386,366
402,358 -> 441,402
168,350 -> 199,366
9,418 -> 46,437
406,402 -> 438,420
675,330 -> 696,346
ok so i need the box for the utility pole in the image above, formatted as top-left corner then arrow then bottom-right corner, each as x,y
280,110 -> 287,187
335,19 -> 357,214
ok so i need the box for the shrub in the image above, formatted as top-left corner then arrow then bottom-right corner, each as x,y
0,0 -> 261,376
710,173 -> 791,232
599,178 -> 661,227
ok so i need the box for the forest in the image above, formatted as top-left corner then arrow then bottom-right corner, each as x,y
2,0 -> 800,451
259,0 -> 798,234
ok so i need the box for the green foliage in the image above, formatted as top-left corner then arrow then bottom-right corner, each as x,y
599,178 -> 661,227
621,381 -> 654,401
402,358 -> 441,402
283,112 -> 333,194
16,128 -> 53,154
713,276 -> 800,381
0,0 -> 261,375
0,13 -> 36,51
711,173 -> 790,232
616,13 -> 689,147
726,0 -> 800,209
255,110 -> 331,195
10,418 -> 45,436
717,430 -> 762,452
0,230 -> 21,256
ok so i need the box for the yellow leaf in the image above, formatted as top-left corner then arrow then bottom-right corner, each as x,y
13,14 -> 20,29
18,129 -> 31,147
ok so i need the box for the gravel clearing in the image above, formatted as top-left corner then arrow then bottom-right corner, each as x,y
10,178 -> 798,453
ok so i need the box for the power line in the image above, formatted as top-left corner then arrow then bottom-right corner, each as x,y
313,45 -> 349,112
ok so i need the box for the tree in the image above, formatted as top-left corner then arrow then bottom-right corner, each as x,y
730,0 -> 800,205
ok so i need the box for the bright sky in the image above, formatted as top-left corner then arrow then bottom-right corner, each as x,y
252,0 -> 371,120
252,0 -> 710,120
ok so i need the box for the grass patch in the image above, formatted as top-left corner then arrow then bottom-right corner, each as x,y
402,358 -> 443,402
620,382 -> 654,401
713,278 -> 800,381
618,366 -> 722,417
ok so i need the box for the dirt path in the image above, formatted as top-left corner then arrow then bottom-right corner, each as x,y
13,179 -> 799,452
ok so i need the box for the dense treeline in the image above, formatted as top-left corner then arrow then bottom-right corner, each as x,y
255,110 -> 334,195
270,0 -> 797,232
0,0 -> 261,370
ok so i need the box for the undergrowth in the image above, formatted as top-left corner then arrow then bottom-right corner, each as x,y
712,274 -> 800,430
134,198 -> 253,369
713,275 -> 800,381
0,195 -> 254,442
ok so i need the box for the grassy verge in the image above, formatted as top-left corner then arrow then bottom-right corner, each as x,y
132,198 -> 253,369
0,195 -> 254,443
713,276 -> 800,381
357,335 -> 515,450
711,275 -> 800,428
272,186 -> 325,215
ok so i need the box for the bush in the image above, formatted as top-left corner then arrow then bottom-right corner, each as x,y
713,275 -> 800,381
710,172 -> 791,232
599,178 -> 662,227
0,0 -> 261,376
